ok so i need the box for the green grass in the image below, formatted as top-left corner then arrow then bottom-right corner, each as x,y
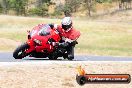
0,15 -> 132,56
75,21 -> 132,56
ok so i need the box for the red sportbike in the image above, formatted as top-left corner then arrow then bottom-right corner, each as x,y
13,24 -> 79,60
13,24 -> 64,60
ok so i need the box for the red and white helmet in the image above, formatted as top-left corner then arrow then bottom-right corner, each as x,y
61,17 -> 72,32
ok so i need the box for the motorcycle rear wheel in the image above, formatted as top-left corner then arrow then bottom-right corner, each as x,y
13,43 -> 29,59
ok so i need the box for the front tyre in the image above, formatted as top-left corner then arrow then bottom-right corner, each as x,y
13,43 -> 29,59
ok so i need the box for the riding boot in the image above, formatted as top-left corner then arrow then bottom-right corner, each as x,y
67,45 -> 74,60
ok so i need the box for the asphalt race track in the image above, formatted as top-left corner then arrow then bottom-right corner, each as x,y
0,52 -> 132,62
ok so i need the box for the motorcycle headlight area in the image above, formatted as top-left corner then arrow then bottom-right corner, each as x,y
34,39 -> 42,45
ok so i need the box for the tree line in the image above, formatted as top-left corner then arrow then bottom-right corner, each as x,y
0,0 -> 51,16
0,0 -> 132,17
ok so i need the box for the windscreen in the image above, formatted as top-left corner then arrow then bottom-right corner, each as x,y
39,24 -> 51,36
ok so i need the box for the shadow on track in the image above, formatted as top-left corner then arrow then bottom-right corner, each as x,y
25,58 -> 62,61
23,57 -> 81,61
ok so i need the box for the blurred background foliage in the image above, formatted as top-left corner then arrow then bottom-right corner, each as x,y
0,0 -> 132,17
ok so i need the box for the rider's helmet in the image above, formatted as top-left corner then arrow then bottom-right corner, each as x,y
61,17 -> 72,32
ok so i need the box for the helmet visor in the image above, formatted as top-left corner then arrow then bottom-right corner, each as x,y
62,24 -> 72,31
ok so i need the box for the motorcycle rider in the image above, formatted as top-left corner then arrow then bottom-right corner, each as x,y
49,17 -> 80,60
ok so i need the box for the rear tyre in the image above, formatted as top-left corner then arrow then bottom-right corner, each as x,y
13,43 -> 29,59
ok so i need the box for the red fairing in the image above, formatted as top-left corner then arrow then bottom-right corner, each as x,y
25,24 -> 61,53
26,39 -> 35,53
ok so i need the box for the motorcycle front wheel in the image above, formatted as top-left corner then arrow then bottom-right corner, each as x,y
13,43 -> 29,59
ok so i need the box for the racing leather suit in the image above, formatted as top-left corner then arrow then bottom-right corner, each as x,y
51,24 -> 80,60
